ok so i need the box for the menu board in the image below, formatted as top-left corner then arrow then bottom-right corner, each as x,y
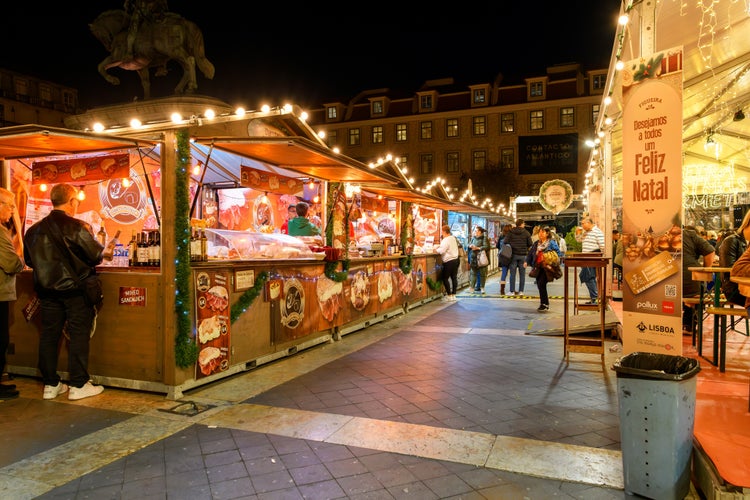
194,270 -> 230,378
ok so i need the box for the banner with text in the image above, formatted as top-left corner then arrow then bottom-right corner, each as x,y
518,134 -> 578,174
621,48 -> 684,355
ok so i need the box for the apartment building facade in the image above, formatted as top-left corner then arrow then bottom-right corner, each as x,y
0,68 -> 80,128
308,63 -> 608,214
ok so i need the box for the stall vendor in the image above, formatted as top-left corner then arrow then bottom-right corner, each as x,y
288,202 -> 322,237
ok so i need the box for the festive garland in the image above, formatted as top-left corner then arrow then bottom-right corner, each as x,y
174,129 -> 198,368
230,271 -> 269,323
325,258 -> 350,282
399,254 -> 412,275
426,276 -> 442,291
538,179 -> 573,215
325,182 -> 338,246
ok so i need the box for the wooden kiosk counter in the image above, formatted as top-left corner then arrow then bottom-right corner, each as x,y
0,111 -> 458,399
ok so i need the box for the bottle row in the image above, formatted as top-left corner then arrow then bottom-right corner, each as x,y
128,230 -> 161,267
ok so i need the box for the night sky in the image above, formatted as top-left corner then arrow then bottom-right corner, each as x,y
4,1 -> 622,111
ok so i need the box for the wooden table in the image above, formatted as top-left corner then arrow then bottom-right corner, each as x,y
689,266 -> 732,369
563,253 -> 609,363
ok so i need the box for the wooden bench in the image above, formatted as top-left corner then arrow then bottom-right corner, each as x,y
705,306 -> 748,372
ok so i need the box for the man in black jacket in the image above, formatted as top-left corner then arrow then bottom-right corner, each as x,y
23,184 -> 106,401
505,219 -> 533,296
720,212 -> 750,307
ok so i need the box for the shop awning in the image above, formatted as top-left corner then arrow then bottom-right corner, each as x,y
359,185 -> 456,211
0,125 -> 152,159
193,137 -> 400,185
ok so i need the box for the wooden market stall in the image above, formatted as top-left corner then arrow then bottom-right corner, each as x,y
1,109 -> 461,399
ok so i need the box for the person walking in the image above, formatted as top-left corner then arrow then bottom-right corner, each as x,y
497,224 -> 512,295
579,217 -> 606,304
468,226 -> 491,294
526,226 -> 562,312
505,219 -> 533,296
436,224 -> 460,302
23,184 -> 106,401
0,188 -> 24,400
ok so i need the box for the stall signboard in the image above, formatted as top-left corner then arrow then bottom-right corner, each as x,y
32,153 -> 130,185
621,47 -> 684,356
194,270 -> 230,378
240,165 -> 304,195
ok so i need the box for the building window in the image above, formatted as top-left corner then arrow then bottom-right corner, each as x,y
39,84 -> 52,103
500,148 -> 514,169
593,74 -> 606,90
420,154 -> 433,175
371,125 -> 384,144
446,118 -> 459,138
592,104 -> 600,125
473,88 -> 486,104
446,152 -> 459,173
327,130 -> 338,148
420,121 -> 433,140
14,78 -> 28,97
371,100 -> 383,115
348,128 -> 361,146
420,94 -> 433,111
395,123 -> 407,142
530,110 -> 544,130
399,155 -> 408,172
560,107 -> 575,128
472,150 -> 487,171
62,91 -> 75,109
326,106 -> 337,120
500,113 -> 515,133
472,116 -> 486,136
529,81 -> 544,98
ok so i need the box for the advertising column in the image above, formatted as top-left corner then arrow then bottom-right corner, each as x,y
621,48 -> 684,355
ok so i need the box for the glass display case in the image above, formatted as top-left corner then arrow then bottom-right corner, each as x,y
204,229 -> 324,260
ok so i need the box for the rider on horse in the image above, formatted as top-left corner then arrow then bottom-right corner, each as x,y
124,0 -> 169,62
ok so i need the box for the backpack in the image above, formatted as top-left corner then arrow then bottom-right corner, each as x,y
499,243 -> 513,266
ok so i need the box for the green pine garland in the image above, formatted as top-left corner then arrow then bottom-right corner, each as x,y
174,130 -> 198,368
230,271 -> 269,323
399,254 -> 412,275
325,259 -> 350,282
426,276 -> 442,291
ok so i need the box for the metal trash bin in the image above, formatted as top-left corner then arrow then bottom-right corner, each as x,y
613,352 -> 701,500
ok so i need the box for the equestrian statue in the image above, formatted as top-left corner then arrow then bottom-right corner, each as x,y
90,1 -> 215,100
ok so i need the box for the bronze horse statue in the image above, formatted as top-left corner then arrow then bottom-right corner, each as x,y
90,9 -> 215,99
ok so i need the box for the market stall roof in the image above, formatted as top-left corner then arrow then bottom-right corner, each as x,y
356,160 -> 457,211
0,125 -> 153,159
600,1 -> 750,191
193,137 -> 400,185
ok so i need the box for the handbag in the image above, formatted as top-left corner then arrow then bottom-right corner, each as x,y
529,266 -> 540,278
43,218 -> 104,308
478,249 -> 489,267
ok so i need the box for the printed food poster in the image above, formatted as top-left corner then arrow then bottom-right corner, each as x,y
194,270 -> 230,378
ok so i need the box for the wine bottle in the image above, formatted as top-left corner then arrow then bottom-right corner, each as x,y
128,231 -> 137,267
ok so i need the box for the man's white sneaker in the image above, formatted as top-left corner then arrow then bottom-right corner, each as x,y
68,381 -> 104,401
43,382 -> 69,400
518,291 -> 524,296
450,295 -> 457,301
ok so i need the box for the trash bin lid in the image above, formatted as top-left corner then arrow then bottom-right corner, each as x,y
612,351 -> 701,380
